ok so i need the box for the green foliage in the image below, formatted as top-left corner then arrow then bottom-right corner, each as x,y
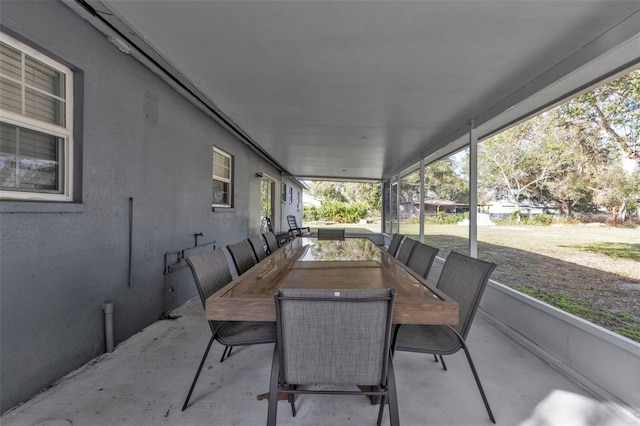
308,181 -> 381,219
306,201 -> 369,223
423,157 -> 469,203
423,212 -> 466,224
303,205 -> 320,222
527,214 -> 556,225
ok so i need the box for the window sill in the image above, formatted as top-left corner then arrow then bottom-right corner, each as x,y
0,201 -> 86,214
212,207 -> 235,212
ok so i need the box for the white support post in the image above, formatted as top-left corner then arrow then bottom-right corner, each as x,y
469,120 -> 478,258
419,159 -> 425,243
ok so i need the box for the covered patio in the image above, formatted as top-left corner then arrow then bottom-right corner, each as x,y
3,297 -> 636,426
1,1 -> 639,423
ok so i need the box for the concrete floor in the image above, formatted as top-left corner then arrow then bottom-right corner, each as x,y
3,298 -> 638,426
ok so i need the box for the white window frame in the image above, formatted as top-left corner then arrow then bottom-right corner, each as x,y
0,32 -> 74,202
212,146 -> 233,208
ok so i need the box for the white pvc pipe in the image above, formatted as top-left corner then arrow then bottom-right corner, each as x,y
103,302 -> 114,353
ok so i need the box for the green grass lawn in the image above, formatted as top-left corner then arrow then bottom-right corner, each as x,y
309,221 -> 640,341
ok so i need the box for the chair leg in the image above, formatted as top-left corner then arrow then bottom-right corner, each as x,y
220,345 -> 233,362
433,354 -> 438,363
460,342 -> 496,424
386,356 -> 400,426
288,388 -> 296,417
267,347 -> 280,426
182,335 -> 215,411
376,395 -> 386,426
438,355 -> 447,371
390,324 -> 402,355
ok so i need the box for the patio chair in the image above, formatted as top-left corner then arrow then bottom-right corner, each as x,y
392,251 -> 497,423
182,248 -> 277,411
386,234 -> 404,257
405,242 -> 439,279
263,231 -> 279,254
227,240 -> 257,275
317,228 -> 346,240
268,288 -> 399,426
248,234 -> 269,262
287,215 -> 311,238
266,216 -> 291,246
395,237 -> 417,264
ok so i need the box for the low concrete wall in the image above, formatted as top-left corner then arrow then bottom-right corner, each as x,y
480,280 -> 640,415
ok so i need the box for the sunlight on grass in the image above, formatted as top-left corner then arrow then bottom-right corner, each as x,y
567,242 -> 640,261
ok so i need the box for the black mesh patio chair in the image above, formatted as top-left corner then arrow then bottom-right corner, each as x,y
268,288 -> 399,426
392,251 -> 497,423
182,248 -> 277,411
317,228 -> 346,240
263,231 -> 279,254
227,240 -> 257,275
248,234 -> 269,262
386,234 -> 404,257
395,237 -> 417,264
287,215 -> 311,238
405,242 -> 439,279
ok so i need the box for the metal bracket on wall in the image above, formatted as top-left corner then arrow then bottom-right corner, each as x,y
163,235 -> 216,275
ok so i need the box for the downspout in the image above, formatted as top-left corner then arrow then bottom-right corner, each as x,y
103,302 -> 114,353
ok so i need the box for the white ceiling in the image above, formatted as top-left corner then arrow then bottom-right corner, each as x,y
82,1 -> 640,180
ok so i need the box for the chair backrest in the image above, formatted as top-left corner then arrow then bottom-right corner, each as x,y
263,231 -> 279,254
437,251 -> 496,338
227,240 -> 257,275
387,234 -> 404,256
405,242 -> 439,279
185,248 -> 232,334
248,234 -> 268,262
286,215 -> 299,231
317,228 -> 345,240
395,237 -> 416,264
273,288 -> 396,387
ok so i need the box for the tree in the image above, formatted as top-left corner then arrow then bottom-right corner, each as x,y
309,181 -> 347,203
308,181 -> 381,219
479,116 -> 565,211
423,157 -> 469,203
560,70 -> 640,163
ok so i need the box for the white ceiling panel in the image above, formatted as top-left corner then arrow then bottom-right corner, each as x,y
88,0 -> 640,180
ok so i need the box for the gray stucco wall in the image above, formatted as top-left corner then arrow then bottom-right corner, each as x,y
0,1 -> 300,412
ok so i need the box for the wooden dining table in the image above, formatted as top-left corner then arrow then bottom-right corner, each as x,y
206,237 -> 458,326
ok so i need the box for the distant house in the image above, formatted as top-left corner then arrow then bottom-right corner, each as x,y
303,193 -> 322,208
424,198 -> 469,215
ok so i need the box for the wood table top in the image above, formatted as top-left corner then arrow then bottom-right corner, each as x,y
206,237 -> 458,325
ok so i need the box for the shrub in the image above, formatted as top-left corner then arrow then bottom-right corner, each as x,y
303,205 -> 319,222
318,201 -> 368,223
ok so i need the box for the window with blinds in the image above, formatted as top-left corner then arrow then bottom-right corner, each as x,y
0,33 -> 73,201
212,147 -> 233,208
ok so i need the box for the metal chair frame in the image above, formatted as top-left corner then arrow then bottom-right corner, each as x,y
386,234 -> 404,257
248,234 -> 269,262
286,215 -> 311,238
182,249 -> 276,411
227,240 -> 257,275
392,251 -> 497,423
268,289 -> 399,426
